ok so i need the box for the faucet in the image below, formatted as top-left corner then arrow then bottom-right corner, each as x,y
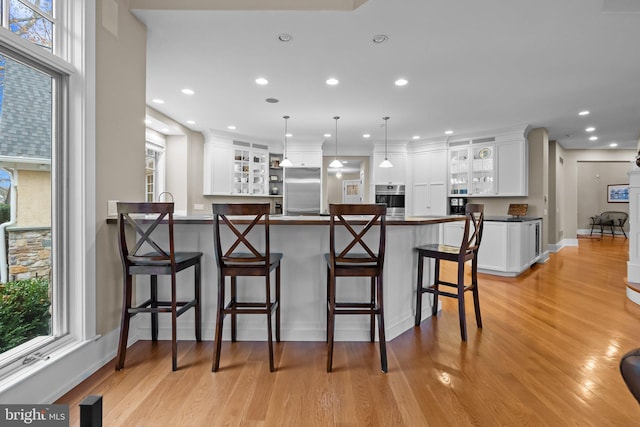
157,191 -> 174,202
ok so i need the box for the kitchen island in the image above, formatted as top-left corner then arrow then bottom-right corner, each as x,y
109,215 -> 464,343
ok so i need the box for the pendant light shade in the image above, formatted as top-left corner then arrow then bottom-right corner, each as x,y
280,115 -> 293,167
379,116 -> 393,168
329,115 -> 343,168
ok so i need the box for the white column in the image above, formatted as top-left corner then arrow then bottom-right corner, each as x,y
627,167 -> 640,305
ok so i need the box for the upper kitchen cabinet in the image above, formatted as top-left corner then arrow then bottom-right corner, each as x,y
373,151 -> 407,185
203,135 -> 269,195
447,126 -> 529,197
286,143 -> 322,167
411,147 -> 447,216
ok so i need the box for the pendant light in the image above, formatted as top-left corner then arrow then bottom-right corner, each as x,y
279,115 -> 293,167
379,116 -> 393,168
329,116 -> 343,168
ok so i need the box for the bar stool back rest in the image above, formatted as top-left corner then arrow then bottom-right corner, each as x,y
415,203 -> 484,341
326,203 -> 388,373
329,203 -> 387,268
213,203 -> 270,269
116,202 -> 202,371
212,203 -> 282,372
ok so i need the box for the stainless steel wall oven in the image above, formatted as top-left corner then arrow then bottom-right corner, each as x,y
375,184 -> 405,217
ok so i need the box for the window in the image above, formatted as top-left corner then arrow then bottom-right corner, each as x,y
145,130 -> 166,202
5,0 -> 56,52
0,0 -> 92,386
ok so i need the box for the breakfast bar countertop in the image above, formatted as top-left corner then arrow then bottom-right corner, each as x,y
107,214 -> 465,226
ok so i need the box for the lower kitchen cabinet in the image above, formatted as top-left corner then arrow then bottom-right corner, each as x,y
477,218 -> 542,276
443,218 -> 542,276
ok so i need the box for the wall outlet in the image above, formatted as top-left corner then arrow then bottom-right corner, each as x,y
193,203 -> 204,210
108,200 -> 119,217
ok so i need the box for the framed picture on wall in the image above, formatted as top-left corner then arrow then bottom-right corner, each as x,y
607,184 -> 629,203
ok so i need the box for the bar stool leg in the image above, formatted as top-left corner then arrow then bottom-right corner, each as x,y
265,274 -> 275,372
171,273 -> 178,371
151,275 -> 158,341
276,265 -> 281,342
231,277 -> 237,342
116,272 -> 132,371
326,265 -> 330,343
472,257 -> 482,329
195,261 -> 202,341
457,262 -> 467,341
327,270 -> 336,372
415,252 -> 424,326
213,274 -> 225,372
432,259 -> 441,316
370,277 -> 375,342
377,273 -> 388,373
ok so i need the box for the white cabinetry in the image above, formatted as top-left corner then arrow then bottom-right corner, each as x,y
477,219 -> 542,276
447,128 -> 528,197
286,146 -> 322,167
373,152 -> 407,184
411,149 -> 447,216
203,138 -> 269,195
203,138 -> 234,195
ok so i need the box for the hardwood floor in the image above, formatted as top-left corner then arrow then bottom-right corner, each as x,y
57,236 -> 640,426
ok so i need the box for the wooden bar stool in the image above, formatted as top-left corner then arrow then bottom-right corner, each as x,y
212,203 -> 282,372
415,204 -> 484,341
325,203 -> 387,373
116,202 -> 202,371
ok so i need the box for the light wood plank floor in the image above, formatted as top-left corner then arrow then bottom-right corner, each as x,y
57,236 -> 640,426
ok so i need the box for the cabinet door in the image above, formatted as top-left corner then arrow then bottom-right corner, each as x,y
412,183 -> 429,216
449,147 -> 469,196
442,222 -> 465,247
471,144 -> 496,196
429,182 -> 447,216
287,150 -> 321,167
375,152 -> 406,184
250,148 -> 268,194
497,140 -> 527,196
203,143 -> 233,195
477,222 -> 508,271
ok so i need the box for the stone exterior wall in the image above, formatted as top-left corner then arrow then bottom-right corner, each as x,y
7,227 -> 51,281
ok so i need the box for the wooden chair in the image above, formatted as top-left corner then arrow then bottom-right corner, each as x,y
212,203 -> 282,372
325,203 -> 387,373
116,202 -> 202,371
415,204 -> 484,341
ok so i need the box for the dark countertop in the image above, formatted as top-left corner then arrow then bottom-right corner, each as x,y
484,216 -> 542,222
106,214 -> 465,226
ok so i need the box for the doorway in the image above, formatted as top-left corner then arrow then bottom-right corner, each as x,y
323,156 -> 369,212
342,180 -> 362,203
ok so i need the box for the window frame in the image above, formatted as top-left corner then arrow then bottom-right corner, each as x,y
0,0 -> 96,388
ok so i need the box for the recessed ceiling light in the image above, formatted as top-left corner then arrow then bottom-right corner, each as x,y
326,78 -> 339,86
286,133 -> 292,138
161,128 -> 169,133
265,98 -> 279,103
152,98 -> 164,104
363,134 -> 371,138
579,110 -> 590,116
181,88 -> 194,95
589,136 -> 598,141
342,160 -> 348,164
395,78 -> 408,86
372,34 -> 388,44
445,130 -> 454,135
585,127 -> 595,132
278,33 -> 293,42
144,119 -> 151,125
228,125 -> 236,130
412,135 -> 420,140
255,77 -> 269,85
609,142 -> 618,147
186,120 -> 195,125
324,133 -> 331,138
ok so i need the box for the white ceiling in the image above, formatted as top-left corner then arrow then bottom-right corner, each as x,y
133,0 -> 640,151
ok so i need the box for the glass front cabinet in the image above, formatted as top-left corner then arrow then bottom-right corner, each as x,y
470,144 -> 495,196
449,147 -> 469,196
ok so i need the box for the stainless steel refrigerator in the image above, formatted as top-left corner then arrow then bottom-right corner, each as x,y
284,167 -> 321,215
